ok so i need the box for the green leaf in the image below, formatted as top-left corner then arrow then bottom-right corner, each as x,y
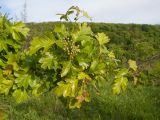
77,35 -> 92,43
0,59 -> 5,66
100,45 -> 108,54
108,51 -> 115,59
0,40 -> 7,52
39,52 -> 58,70
79,23 -> 92,35
61,61 -> 72,77
95,33 -> 110,45
29,37 -> 54,55
79,61 -> 89,70
55,40 -> 63,48
67,10 -> 74,15
113,68 -> 129,94
81,45 -> 93,55
6,53 -> 20,71
93,63 -> 106,74
28,79 -> 38,88
32,84 -> 42,96
59,15 -> 68,21
12,31 -> 20,40
10,22 -> 29,40
112,77 -> 128,95
12,89 -> 28,103
15,74 -> 31,89
54,81 -> 65,96
95,76 -> 106,86
78,72 -> 91,80
116,68 -> 128,78
54,79 -> 78,97
90,60 -> 98,72
128,59 -> 138,71
0,80 -> 13,95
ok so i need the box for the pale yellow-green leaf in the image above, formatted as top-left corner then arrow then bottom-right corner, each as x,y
78,72 -> 91,80
32,84 -> 42,96
79,23 -> 92,35
0,40 -> 7,52
6,53 -> 20,71
54,79 -> 78,97
29,37 -> 54,55
0,80 -> 13,95
0,59 -> 5,66
79,61 -> 89,70
95,33 -> 110,45
134,76 -> 138,85
116,68 -> 128,78
112,77 -> 128,95
128,59 -> 138,71
39,52 -> 56,70
108,51 -> 115,59
12,89 -> 28,103
15,74 -> 31,89
11,22 -> 29,40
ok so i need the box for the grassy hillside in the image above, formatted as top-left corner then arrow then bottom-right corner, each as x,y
0,84 -> 160,120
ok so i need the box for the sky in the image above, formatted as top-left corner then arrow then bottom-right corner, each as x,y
0,0 -> 160,24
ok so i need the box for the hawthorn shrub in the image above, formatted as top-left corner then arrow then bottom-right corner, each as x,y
0,6 -> 137,108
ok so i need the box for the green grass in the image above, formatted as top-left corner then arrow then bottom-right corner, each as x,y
0,83 -> 160,120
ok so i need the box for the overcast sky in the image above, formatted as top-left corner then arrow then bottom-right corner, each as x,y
0,0 -> 160,24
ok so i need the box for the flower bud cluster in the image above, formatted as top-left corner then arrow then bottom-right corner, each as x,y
63,37 -> 80,60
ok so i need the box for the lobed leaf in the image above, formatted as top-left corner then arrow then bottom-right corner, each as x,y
54,79 -> 78,97
128,59 -> 138,71
0,80 -> 13,95
29,37 -> 54,55
10,22 -> 29,41
112,77 -> 128,95
96,33 -> 110,45
12,89 -> 28,103
39,52 -> 58,70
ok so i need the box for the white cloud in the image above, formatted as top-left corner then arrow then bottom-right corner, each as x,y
0,0 -> 160,24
